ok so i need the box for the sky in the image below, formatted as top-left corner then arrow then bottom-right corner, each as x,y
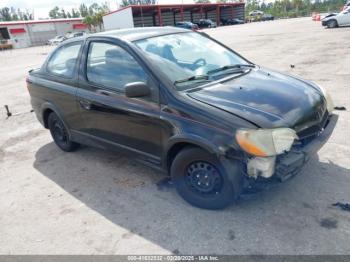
0,0 -> 196,19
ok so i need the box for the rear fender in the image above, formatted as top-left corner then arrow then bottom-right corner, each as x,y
41,102 -> 72,138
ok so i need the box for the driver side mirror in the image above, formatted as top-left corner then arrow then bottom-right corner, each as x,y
124,82 -> 151,98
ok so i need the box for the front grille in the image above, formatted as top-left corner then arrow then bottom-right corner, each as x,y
295,108 -> 329,147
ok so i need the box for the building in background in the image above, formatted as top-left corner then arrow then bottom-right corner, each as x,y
0,18 -> 88,49
103,3 -> 245,30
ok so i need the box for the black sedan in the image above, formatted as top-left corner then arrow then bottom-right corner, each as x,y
221,18 -> 245,25
27,27 -> 337,209
197,19 -> 217,28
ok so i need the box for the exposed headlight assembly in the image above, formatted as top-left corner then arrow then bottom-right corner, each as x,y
236,128 -> 298,157
314,83 -> 334,114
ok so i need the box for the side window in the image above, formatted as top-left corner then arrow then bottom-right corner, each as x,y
86,42 -> 147,92
47,42 -> 82,78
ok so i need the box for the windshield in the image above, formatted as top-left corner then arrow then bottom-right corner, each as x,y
134,32 -> 250,90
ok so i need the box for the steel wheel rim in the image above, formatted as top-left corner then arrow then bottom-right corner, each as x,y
185,161 -> 223,195
53,120 -> 68,145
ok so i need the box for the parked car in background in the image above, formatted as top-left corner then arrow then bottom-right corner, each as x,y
322,7 -> 350,28
249,10 -> 264,16
247,10 -> 264,22
68,31 -> 88,38
27,27 -> 337,210
196,19 -> 216,28
221,18 -> 245,25
0,39 -> 12,50
175,21 -> 199,30
47,35 -> 66,45
262,14 -> 274,21
322,12 -> 338,19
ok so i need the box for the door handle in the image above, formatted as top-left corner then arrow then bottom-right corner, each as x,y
96,89 -> 113,96
79,99 -> 92,110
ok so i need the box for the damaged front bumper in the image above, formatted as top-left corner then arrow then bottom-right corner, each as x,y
244,114 -> 338,187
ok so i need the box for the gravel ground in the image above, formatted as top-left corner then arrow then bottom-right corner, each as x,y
0,17 -> 350,255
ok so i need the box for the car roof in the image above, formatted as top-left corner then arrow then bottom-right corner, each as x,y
63,27 -> 189,45
95,27 -> 189,41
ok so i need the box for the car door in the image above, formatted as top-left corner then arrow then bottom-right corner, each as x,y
337,9 -> 350,25
343,10 -> 350,25
75,39 -> 162,162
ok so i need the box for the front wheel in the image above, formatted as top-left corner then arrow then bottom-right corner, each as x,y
171,147 -> 239,209
48,112 -> 79,152
327,20 -> 338,28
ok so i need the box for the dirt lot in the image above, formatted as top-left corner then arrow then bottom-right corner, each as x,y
1,17 -> 350,255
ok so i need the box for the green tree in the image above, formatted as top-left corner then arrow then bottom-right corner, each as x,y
61,8 -> 67,18
88,3 -> 100,16
0,6 -> 33,21
95,11 -> 105,30
71,8 -> 80,18
0,7 -> 11,21
79,4 -> 89,17
49,6 -> 60,19
11,13 -> 19,21
83,15 -> 95,31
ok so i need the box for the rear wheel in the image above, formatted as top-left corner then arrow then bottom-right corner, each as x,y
327,20 -> 338,28
48,112 -> 79,152
171,147 -> 239,209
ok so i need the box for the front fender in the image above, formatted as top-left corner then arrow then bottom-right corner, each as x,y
166,134 -> 222,156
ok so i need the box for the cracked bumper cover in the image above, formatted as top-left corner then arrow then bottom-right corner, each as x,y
274,114 -> 338,182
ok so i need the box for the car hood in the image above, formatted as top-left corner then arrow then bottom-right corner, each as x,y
322,13 -> 338,20
187,68 -> 326,131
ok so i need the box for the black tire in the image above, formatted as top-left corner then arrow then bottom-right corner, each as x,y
171,147 -> 240,210
48,112 -> 79,152
327,20 -> 338,28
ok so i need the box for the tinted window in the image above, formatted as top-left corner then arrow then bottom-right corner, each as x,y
86,42 -> 147,92
47,42 -> 82,78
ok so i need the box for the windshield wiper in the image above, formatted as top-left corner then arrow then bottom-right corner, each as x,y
174,75 -> 210,85
207,64 -> 255,75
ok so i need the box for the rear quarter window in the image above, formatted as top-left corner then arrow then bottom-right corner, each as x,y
47,42 -> 82,78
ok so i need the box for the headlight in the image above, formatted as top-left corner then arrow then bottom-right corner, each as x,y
314,83 -> 334,114
235,128 -> 298,157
